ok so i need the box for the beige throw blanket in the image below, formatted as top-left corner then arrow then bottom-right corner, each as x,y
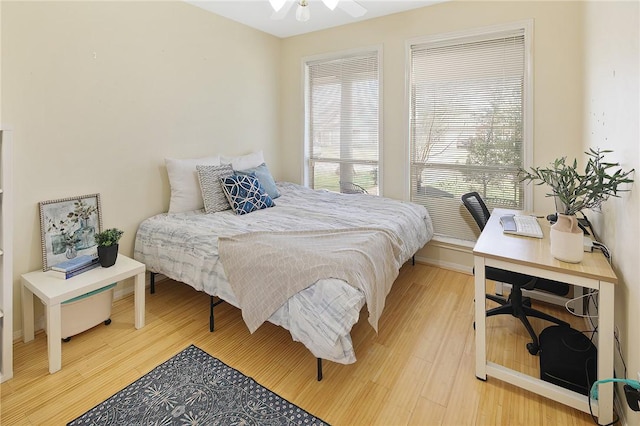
218,227 -> 403,334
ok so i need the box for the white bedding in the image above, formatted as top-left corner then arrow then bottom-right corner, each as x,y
134,182 -> 433,364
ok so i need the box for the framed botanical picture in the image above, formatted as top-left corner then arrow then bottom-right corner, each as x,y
39,194 -> 103,271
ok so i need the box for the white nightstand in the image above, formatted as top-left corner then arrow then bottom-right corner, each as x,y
21,254 -> 146,373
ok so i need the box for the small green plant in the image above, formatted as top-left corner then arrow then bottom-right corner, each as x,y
94,228 -> 124,247
520,148 -> 634,216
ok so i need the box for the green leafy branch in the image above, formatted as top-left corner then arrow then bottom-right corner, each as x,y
519,148 -> 634,215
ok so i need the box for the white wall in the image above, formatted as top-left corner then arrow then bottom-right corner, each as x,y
0,2 -> 2,122
583,2 -> 639,423
1,1 -> 281,334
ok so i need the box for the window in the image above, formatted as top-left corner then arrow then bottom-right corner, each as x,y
304,48 -> 381,195
408,23 -> 531,241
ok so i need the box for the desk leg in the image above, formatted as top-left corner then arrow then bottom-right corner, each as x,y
134,272 -> 145,329
474,256 -> 487,380
21,283 -> 35,343
573,285 -> 585,316
46,303 -> 62,374
597,281 -> 614,424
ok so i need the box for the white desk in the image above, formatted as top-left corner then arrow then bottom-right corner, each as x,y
21,254 -> 146,373
473,209 -> 617,424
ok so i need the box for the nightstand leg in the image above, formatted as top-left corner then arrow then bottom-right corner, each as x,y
21,284 -> 35,342
46,303 -> 62,373
134,272 -> 145,329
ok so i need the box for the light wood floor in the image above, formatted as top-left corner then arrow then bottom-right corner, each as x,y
1,263 -> 598,425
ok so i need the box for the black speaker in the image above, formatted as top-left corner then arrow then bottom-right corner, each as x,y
539,326 -> 597,395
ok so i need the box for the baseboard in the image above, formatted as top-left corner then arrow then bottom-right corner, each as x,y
415,255 -> 473,275
113,272 -> 169,300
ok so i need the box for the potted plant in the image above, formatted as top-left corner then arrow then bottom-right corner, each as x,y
94,228 -> 124,268
520,148 -> 634,263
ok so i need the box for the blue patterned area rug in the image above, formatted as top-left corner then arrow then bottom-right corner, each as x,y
68,345 -> 328,425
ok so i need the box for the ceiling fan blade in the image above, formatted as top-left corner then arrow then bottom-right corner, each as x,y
271,0 -> 295,20
321,0 -> 339,10
337,0 -> 367,18
269,0 -> 287,12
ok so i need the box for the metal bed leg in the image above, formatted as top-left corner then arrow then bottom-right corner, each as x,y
317,358 -> 323,381
150,272 -> 156,294
210,296 -> 225,332
412,255 -> 415,266
210,296 -> 215,332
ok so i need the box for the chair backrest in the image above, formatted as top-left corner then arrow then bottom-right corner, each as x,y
339,181 -> 368,194
461,192 -> 491,231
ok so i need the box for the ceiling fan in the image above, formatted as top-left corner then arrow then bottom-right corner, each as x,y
269,0 -> 367,22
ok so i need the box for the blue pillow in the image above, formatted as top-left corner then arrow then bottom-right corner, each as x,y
220,174 -> 275,215
235,163 -> 280,199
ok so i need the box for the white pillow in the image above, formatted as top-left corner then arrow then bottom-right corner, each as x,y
165,156 -> 220,213
220,150 -> 264,170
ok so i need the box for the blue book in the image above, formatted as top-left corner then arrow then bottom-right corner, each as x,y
51,255 -> 98,272
52,261 -> 100,279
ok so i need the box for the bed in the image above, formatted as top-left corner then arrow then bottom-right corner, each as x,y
134,181 -> 433,376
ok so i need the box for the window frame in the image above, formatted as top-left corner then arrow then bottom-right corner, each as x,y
301,45 -> 384,195
404,20 -> 534,243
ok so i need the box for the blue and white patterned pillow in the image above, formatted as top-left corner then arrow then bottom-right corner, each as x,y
220,174 -> 275,215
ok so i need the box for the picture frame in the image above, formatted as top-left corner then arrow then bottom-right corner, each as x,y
39,193 -> 103,271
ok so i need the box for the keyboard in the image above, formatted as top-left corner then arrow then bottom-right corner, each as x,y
500,214 -> 543,238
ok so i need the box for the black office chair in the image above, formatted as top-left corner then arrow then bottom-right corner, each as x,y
462,191 -> 570,355
339,181 -> 368,194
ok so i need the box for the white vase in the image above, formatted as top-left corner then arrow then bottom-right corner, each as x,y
550,213 -> 584,263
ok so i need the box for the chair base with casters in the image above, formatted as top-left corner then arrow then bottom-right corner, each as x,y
485,266 -> 570,355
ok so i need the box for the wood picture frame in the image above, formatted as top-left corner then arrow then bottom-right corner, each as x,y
38,193 -> 103,271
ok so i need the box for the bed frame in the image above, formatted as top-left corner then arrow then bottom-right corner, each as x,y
148,254 -> 416,381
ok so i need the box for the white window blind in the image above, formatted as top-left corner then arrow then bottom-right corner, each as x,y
304,50 -> 380,195
409,29 -> 528,241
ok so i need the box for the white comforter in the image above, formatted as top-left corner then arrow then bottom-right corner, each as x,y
134,182 -> 433,364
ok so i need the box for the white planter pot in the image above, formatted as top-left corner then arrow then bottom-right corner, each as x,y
550,214 -> 584,263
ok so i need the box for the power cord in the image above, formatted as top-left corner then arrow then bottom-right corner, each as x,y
614,331 -> 627,381
584,321 -> 633,425
589,378 -> 640,425
592,241 -> 612,263
577,213 -> 611,263
565,290 -> 599,319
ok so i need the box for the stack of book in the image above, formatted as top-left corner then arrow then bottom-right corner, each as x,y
51,255 -> 100,279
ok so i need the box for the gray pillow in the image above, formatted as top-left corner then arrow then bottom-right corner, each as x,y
235,163 -> 280,199
196,164 -> 234,213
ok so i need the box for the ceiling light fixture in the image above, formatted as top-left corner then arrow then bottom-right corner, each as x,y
295,0 -> 310,22
269,0 -> 365,23
268,0 -> 287,12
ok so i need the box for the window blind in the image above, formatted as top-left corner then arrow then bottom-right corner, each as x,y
305,50 -> 380,195
409,30 -> 527,241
